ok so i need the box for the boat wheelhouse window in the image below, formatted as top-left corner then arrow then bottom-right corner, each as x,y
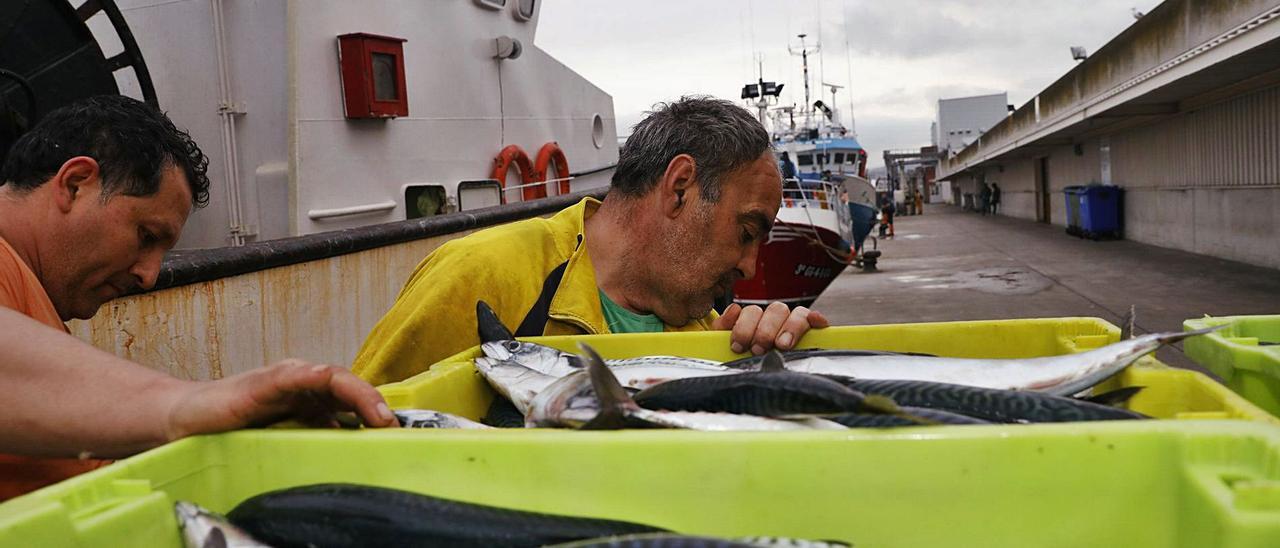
405,185 -> 447,219
834,152 -> 845,165
516,0 -> 536,20
797,154 -> 813,166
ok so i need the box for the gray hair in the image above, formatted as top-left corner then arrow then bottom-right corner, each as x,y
610,96 -> 773,202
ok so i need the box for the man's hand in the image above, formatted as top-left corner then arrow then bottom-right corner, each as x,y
164,359 -> 397,442
712,302 -> 829,355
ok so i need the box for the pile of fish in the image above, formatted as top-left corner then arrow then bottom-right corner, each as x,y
176,484 -> 849,548
432,302 -> 1222,431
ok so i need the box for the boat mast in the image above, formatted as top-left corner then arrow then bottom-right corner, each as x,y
789,33 -> 820,130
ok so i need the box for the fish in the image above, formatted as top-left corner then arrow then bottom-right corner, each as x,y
721,348 -> 937,370
226,483 -> 667,548
474,357 -> 561,415
543,534 -> 761,547
477,300 -> 728,379
578,343 -> 846,431
526,367 -> 609,428
832,407 -> 989,427
545,533 -> 850,547
481,338 -> 725,378
823,376 -> 1149,423
633,351 -> 905,419
749,326 -> 1223,397
174,501 -> 273,548
395,409 -> 492,429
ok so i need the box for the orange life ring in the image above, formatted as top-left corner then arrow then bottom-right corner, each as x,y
491,144 -> 536,202
533,142 -> 571,197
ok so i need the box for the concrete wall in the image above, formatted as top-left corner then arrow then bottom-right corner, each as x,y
979,84 -> 1280,269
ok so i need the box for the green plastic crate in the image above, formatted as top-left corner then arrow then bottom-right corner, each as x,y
1185,315 -> 1280,417
5,316 -> 1280,547
379,317 -> 1279,424
2,423 -> 1280,547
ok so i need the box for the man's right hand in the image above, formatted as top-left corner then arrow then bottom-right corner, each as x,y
163,359 -> 397,442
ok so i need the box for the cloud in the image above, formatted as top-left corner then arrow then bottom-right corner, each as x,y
536,0 -> 1163,169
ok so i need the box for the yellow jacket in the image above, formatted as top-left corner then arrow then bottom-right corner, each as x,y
353,197 -> 717,385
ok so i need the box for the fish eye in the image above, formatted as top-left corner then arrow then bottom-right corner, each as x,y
505,341 -> 521,351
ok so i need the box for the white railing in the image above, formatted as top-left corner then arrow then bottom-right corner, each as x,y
500,176 -> 577,203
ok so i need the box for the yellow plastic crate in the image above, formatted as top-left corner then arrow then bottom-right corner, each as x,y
378,317 -> 1278,424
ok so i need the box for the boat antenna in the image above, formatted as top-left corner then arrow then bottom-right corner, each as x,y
789,33 -> 820,121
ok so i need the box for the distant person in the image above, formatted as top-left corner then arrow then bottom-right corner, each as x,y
0,96 -> 395,499
979,183 -> 992,216
914,190 -> 924,216
880,194 -> 896,238
990,182 -> 1002,215
779,151 -> 797,180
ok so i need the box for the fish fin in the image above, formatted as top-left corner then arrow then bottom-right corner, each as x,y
1079,386 -> 1144,406
1122,305 -> 1136,340
862,395 -> 940,426
579,343 -> 638,430
476,300 -> 514,343
761,349 -> 786,372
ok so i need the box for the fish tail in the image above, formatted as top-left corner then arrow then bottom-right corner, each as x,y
476,300 -> 514,342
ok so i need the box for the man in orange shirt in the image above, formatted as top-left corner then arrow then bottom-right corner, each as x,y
0,96 -> 395,500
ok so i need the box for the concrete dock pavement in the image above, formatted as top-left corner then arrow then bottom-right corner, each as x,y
814,204 -> 1280,371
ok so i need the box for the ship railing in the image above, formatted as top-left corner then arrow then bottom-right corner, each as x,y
781,178 -> 843,211
500,176 -> 577,204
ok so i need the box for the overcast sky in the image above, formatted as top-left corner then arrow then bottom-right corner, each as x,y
536,0 -> 1163,169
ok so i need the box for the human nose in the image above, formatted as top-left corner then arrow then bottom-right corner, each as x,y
130,249 -> 164,290
737,241 -> 761,280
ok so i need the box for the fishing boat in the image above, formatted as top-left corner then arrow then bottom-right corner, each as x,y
732,35 -> 875,308
0,0 -> 618,249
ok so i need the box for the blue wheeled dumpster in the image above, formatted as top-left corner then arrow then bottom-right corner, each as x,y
1065,185 -> 1123,240
1063,186 -> 1085,236
1079,185 -> 1123,239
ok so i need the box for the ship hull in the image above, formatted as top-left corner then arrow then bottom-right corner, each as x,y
733,220 -> 850,308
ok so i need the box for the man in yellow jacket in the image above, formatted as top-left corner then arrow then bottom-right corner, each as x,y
354,97 -> 828,386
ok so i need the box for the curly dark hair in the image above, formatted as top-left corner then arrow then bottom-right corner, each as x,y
611,96 -> 772,202
0,95 -> 210,208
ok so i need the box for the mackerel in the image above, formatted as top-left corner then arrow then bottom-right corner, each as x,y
633,351 -> 903,419
175,501 -> 272,548
832,407 -> 989,427
227,483 -> 665,548
825,376 -> 1148,423
578,344 -> 845,431
756,326 -> 1222,397
395,409 -> 492,429
481,339 -> 725,378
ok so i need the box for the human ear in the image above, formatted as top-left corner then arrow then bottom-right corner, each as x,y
658,154 -> 697,219
51,156 -> 101,213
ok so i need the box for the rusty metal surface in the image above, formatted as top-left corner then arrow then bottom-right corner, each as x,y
68,233 -> 476,379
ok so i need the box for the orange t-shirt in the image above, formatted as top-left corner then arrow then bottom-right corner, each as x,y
0,235 -> 108,501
